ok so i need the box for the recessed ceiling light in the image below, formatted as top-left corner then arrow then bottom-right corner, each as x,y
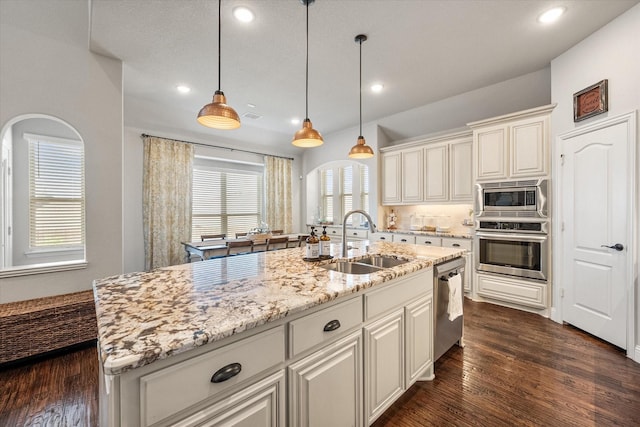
291,118 -> 300,125
233,6 -> 254,23
371,83 -> 384,93
176,85 -> 191,94
538,7 -> 566,24
247,103 -> 256,108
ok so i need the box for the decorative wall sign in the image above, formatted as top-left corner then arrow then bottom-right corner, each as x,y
573,79 -> 608,122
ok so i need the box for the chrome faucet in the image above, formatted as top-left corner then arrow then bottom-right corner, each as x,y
342,210 -> 376,256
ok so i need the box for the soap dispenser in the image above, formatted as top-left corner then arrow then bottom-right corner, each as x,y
319,226 -> 331,258
305,227 -> 319,260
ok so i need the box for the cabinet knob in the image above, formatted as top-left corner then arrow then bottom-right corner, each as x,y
211,362 -> 242,383
323,319 -> 341,332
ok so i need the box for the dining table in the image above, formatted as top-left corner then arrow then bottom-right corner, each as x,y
181,234 -> 302,262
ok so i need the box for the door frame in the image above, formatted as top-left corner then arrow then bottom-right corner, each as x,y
552,111 -> 637,361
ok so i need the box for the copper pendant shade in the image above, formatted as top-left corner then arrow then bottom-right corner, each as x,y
348,34 -> 374,159
292,0 -> 323,147
197,0 -> 240,130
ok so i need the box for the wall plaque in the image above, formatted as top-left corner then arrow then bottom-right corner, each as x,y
573,79 -> 608,122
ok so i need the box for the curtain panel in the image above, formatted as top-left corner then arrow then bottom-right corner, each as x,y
142,136 -> 194,270
264,156 -> 292,233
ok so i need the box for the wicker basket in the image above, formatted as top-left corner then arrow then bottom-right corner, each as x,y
0,290 -> 97,364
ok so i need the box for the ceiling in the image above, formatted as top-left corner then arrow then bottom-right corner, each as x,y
89,0 -> 638,155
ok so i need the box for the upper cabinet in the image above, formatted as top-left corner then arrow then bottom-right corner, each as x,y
468,104 -> 556,182
381,131 -> 473,205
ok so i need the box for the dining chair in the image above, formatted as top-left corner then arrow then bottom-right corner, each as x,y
235,232 -> 248,239
265,236 -> 289,251
297,235 -> 310,247
201,233 -> 225,242
271,229 -> 284,235
226,240 -> 254,256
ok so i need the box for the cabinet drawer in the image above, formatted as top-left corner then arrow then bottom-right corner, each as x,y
348,229 -> 369,240
289,297 -> 362,358
415,236 -> 441,246
441,238 -> 472,251
476,274 -> 547,309
365,274 -> 431,321
369,232 -> 392,242
392,233 -> 415,244
140,326 -> 285,426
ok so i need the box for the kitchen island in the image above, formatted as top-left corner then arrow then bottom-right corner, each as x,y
94,241 -> 464,427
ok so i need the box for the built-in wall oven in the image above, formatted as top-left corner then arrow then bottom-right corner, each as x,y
475,219 -> 549,281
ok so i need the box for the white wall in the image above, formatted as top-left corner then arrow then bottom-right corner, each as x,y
550,4 -> 640,356
0,0 -> 123,303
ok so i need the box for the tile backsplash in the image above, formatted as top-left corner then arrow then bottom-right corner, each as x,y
380,204 -> 474,235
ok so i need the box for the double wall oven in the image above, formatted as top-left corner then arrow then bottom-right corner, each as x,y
475,179 -> 549,282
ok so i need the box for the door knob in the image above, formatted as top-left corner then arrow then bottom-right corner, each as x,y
601,243 -> 624,251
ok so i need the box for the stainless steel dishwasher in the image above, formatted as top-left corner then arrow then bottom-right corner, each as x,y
434,256 -> 465,361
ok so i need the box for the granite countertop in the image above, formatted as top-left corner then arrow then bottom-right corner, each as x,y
93,241 -> 464,375
377,229 -> 474,239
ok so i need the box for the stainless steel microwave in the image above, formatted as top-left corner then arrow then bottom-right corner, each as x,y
475,178 -> 548,218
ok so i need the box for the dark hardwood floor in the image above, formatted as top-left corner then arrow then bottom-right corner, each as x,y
1,299 -> 639,426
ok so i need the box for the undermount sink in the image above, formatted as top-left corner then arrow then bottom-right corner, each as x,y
319,255 -> 409,275
319,261 -> 383,275
356,255 -> 409,269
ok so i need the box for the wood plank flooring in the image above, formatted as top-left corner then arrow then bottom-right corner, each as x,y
1,299 -> 639,426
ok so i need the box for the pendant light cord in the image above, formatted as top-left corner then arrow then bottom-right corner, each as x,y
359,37 -> 362,137
305,0 -> 309,120
217,0 -> 222,91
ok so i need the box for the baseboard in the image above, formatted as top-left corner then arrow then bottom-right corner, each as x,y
634,344 -> 640,363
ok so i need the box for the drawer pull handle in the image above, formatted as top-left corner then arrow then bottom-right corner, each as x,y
452,243 -> 460,247
211,363 -> 242,383
425,241 -> 432,244
380,236 -> 386,240
401,239 -> 407,242
353,232 -> 358,236
323,319 -> 341,332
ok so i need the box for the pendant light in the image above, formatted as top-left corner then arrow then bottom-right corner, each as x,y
349,34 -> 374,159
197,0 -> 240,130
292,0 -> 323,147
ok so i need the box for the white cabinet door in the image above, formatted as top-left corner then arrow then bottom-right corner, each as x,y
449,138 -> 473,201
401,148 -> 424,203
382,152 -> 401,205
173,371 -> 285,427
474,125 -> 508,181
289,331 -> 362,427
424,143 -> 448,202
405,295 -> 433,388
369,232 -> 392,243
510,115 -> 548,178
391,233 -> 415,244
364,310 -> 404,425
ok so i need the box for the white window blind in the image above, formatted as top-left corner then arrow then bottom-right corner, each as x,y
320,168 -> 333,222
360,165 -> 369,222
341,165 -> 353,224
28,135 -> 85,248
192,160 -> 263,240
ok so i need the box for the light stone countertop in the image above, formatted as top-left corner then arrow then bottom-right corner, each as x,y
377,229 -> 474,239
93,241 -> 464,375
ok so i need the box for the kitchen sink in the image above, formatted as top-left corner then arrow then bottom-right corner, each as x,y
319,261 -> 383,275
356,255 -> 409,268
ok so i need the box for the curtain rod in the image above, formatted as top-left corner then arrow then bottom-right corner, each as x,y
141,133 -> 295,161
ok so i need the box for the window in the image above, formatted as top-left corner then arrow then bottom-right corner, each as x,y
320,168 -> 333,223
27,134 -> 85,249
192,158 -> 264,241
316,162 -> 369,226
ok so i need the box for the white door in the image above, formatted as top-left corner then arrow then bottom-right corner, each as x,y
560,114 -> 635,349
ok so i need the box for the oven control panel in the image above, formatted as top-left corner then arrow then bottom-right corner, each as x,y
478,221 -> 544,232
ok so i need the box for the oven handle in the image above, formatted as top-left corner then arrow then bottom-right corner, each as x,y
475,231 -> 548,241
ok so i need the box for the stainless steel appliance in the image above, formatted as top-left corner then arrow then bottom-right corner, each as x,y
434,257 -> 465,361
475,219 -> 549,281
475,178 -> 548,218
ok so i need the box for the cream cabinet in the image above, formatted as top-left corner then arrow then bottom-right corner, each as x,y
308,225 -> 368,243
401,148 -> 424,203
391,233 -> 415,244
289,331 -> 363,427
469,104 -> 555,182
476,273 -> 548,310
381,130 -> 473,205
363,273 -> 434,425
381,152 -> 401,204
